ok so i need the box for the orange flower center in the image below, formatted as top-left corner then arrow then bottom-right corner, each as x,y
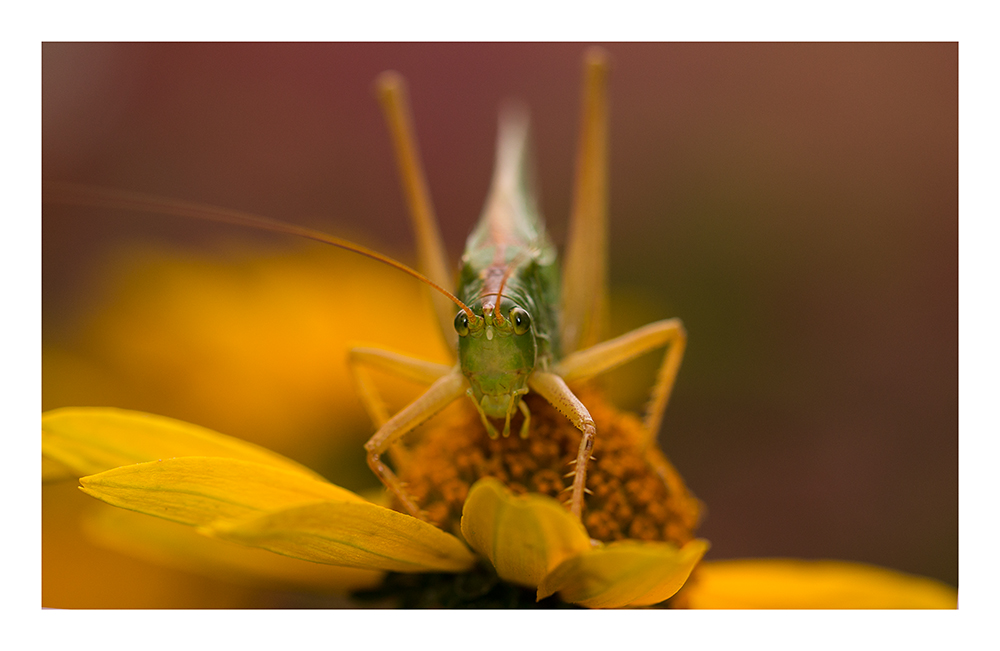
394,386 -> 703,545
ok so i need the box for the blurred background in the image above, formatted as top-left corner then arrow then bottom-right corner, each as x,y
43,43 -> 957,607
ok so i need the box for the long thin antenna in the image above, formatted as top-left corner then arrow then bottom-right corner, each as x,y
44,182 -> 474,317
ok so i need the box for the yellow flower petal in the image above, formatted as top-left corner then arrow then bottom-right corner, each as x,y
43,407 -> 326,481
537,538 -> 709,608
82,505 -> 384,593
683,559 -> 958,609
460,477 -> 592,587
79,456 -> 365,526
205,501 -> 477,573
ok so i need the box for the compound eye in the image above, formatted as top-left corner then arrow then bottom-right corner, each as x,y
510,307 -> 531,335
454,310 -> 470,337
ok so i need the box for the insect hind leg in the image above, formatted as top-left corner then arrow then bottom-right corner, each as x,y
554,318 -> 686,448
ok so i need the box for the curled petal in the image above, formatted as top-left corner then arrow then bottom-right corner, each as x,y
43,407 -> 325,481
460,478 -> 592,587
683,559 -> 958,609
205,501 -> 477,573
537,538 -> 709,608
79,456 -> 365,526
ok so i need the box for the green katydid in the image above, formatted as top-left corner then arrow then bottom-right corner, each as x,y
45,48 -> 686,525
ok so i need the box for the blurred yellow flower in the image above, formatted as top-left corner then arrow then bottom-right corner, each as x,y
42,246 -> 956,609
43,244 -> 446,607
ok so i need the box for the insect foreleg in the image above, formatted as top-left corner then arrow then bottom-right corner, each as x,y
348,346 -> 453,428
364,369 -> 467,519
554,318 -> 687,448
526,371 -> 596,519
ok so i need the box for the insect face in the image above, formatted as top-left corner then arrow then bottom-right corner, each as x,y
456,297 -> 536,423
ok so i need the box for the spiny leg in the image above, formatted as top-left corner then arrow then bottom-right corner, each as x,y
555,318 -> 686,448
365,370 -> 467,519
527,371 -> 596,519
